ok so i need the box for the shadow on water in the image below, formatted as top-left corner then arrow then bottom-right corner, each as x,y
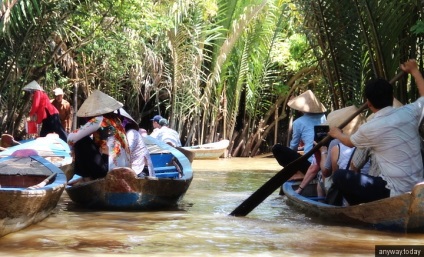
64,200 -> 192,213
1,158 -> 424,257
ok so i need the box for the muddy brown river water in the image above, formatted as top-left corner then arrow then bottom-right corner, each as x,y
0,157 -> 423,256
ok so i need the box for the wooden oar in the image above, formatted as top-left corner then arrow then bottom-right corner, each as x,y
27,173 -> 57,189
230,71 -> 406,217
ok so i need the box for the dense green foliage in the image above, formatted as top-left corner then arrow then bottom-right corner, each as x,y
0,0 -> 423,156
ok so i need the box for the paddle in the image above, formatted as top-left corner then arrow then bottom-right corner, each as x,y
27,173 -> 57,189
230,71 -> 406,217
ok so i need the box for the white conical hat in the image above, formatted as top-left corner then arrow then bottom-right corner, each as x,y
116,108 -> 135,123
76,90 -> 123,117
115,108 -> 139,129
393,97 -> 403,107
22,81 -> 43,91
287,90 -> 327,113
326,105 -> 365,135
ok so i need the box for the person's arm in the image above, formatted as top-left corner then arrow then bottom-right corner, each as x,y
319,145 -> 328,171
67,116 -> 102,148
350,147 -> 369,172
319,139 -> 337,175
126,129 -> 137,153
330,144 -> 339,173
289,122 -> 301,151
328,127 -> 354,147
65,103 -> 72,133
401,59 -> 424,97
29,91 -> 42,116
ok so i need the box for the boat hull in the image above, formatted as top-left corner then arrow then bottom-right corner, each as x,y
0,134 -> 73,180
282,180 -> 424,232
0,155 -> 67,237
182,140 -> 229,159
66,136 -> 193,210
66,167 -> 192,210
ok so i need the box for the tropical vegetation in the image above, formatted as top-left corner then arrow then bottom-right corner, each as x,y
0,0 -> 423,157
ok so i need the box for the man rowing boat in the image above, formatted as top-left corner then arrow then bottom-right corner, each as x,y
328,59 -> 424,205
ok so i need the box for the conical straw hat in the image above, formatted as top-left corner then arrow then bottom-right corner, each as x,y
77,90 -> 123,117
326,105 -> 365,136
287,90 -> 327,113
116,108 -> 136,123
393,97 -> 403,107
115,108 -> 139,129
22,81 -> 43,91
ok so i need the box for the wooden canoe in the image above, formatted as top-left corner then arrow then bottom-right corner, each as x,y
0,152 -> 67,237
65,136 -> 193,210
0,134 -> 73,180
181,139 -> 229,159
282,180 -> 424,232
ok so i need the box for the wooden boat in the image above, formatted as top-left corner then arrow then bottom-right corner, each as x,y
0,134 -> 74,180
282,180 -> 424,232
65,136 -> 193,210
0,150 -> 67,237
181,139 -> 229,159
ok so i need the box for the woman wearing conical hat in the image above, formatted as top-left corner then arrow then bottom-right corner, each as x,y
67,90 -> 130,184
22,81 -> 68,142
294,105 -> 367,198
272,90 -> 327,173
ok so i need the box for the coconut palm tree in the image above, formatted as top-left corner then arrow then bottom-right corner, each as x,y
294,0 -> 421,109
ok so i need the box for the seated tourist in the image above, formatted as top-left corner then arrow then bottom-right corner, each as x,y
149,115 -> 163,138
295,106 -> 365,195
116,108 -> 155,177
156,118 -> 182,147
273,90 -> 327,173
67,90 -> 131,185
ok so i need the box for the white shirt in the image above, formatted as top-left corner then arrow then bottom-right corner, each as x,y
126,129 -> 155,176
155,126 -> 182,147
150,128 -> 161,138
337,143 -> 355,170
350,97 -> 424,196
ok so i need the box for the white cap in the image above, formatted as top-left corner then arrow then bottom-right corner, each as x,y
53,88 -> 64,96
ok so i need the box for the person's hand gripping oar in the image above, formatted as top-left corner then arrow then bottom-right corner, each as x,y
230,71 -> 406,217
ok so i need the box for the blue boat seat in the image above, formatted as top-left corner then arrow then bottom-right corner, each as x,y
154,166 -> 176,172
155,171 -> 179,178
153,165 -> 179,178
150,153 -> 179,178
150,153 -> 174,166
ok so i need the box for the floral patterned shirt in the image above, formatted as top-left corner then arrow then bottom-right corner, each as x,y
68,115 -> 130,170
